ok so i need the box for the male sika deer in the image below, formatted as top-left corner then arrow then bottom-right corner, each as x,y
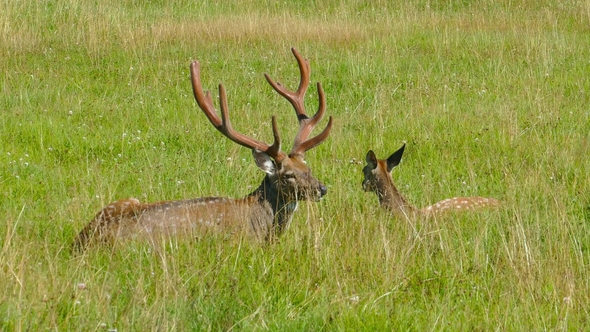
74,48 -> 333,250
362,144 -> 499,218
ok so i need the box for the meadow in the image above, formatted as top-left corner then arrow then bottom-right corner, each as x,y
1,0 -> 590,330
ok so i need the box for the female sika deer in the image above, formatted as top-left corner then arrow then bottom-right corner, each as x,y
74,48 -> 333,250
362,144 -> 499,218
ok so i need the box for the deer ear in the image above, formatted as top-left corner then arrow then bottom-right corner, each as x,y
386,144 -> 405,172
365,150 -> 378,169
252,149 -> 276,175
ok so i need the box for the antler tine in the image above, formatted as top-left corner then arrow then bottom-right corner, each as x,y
292,115 -> 333,156
190,61 -> 283,160
290,81 -> 327,152
264,48 -> 331,157
218,84 -> 283,157
264,47 -> 311,119
190,61 -> 221,127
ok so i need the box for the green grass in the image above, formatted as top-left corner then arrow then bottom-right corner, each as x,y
2,0 -> 590,330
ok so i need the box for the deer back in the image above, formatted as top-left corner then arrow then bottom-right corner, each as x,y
73,197 -> 265,248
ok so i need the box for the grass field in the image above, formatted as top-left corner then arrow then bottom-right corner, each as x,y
2,0 -> 590,330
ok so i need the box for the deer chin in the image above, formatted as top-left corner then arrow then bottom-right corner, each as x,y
314,185 -> 328,201
362,179 -> 372,192
290,188 -> 324,202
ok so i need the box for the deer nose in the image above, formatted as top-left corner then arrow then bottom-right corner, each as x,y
319,184 -> 328,197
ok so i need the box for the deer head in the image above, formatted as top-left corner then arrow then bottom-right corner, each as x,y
190,47 -> 333,205
363,144 -> 405,194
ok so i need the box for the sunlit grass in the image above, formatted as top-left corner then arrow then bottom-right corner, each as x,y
1,0 -> 590,330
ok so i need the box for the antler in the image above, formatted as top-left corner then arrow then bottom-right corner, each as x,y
190,61 -> 284,161
264,47 -> 333,157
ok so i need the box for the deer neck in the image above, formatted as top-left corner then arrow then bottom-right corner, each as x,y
248,175 -> 298,237
376,174 -> 417,217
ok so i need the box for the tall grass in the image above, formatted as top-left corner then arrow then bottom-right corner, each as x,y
1,0 -> 590,330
